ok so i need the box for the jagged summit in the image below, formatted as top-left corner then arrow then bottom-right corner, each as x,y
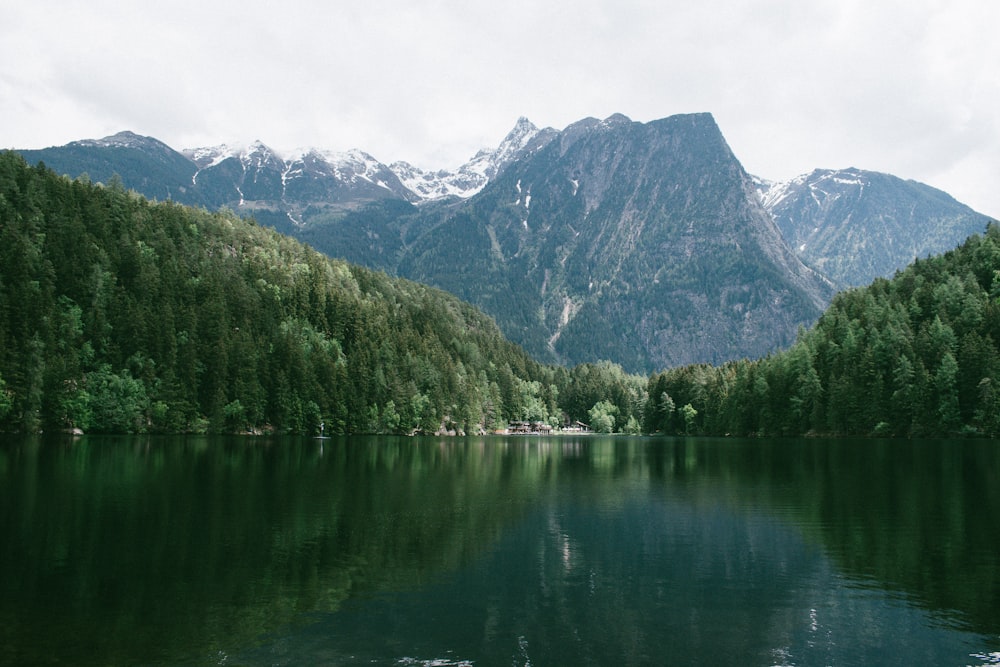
184,140 -> 285,168
175,117 -> 555,204
391,117 -> 557,201
598,113 -> 633,129
759,167 -> 868,210
383,111 -> 835,370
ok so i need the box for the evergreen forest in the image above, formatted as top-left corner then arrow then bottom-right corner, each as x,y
0,153 -> 647,435
644,225 -> 1000,437
2,151 -> 999,437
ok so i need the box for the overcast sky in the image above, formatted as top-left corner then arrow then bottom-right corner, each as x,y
3,0 -> 998,217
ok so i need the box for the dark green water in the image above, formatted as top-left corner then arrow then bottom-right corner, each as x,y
1,435 -> 998,666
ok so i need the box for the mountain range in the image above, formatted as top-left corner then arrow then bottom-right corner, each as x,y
13,114 -> 992,371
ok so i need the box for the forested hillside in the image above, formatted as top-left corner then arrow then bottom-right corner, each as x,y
7,151 -> 998,438
645,224 -> 1000,437
0,153 -> 646,434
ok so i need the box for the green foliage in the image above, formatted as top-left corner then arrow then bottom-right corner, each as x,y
0,153 -> 559,434
559,361 -> 647,431
645,223 -> 1000,437
86,365 -> 149,433
13,148 -> 995,438
679,403 -> 698,435
0,374 -> 12,421
588,400 -> 618,433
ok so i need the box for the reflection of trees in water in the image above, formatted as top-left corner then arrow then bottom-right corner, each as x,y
640,436 -> 1000,638
0,435 -> 996,665
0,435 -> 553,664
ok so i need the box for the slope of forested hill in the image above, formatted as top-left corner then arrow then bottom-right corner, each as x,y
645,225 -> 1000,437
0,152 -> 595,435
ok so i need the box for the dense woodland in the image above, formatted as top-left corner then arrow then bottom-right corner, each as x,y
2,152 -> 999,437
0,153 -> 646,435
645,225 -> 1000,437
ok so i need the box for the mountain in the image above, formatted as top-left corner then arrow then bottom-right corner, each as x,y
390,117 -> 559,201
758,168 -> 993,288
309,113 -> 836,372
14,116 -> 992,372
14,122 -> 550,234
181,141 -> 418,232
16,131 -> 202,204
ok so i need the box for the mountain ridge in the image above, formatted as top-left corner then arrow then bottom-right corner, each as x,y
758,167 -> 992,287
327,112 -> 836,371
22,120 -> 550,211
12,113 -> 993,371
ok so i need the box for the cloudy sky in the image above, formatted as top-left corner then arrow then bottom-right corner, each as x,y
3,0 -> 998,217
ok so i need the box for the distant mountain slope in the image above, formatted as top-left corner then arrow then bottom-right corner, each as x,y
759,168 -> 993,288
16,131 -> 203,204
311,113 -> 835,372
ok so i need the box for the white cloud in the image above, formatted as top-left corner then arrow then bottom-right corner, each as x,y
2,0 -> 998,216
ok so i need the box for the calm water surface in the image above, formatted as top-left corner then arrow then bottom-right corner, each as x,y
1,435 -> 998,666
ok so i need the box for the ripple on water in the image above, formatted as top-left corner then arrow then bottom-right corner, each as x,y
395,657 -> 475,666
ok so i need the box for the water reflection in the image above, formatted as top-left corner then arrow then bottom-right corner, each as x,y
0,435 -> 997,665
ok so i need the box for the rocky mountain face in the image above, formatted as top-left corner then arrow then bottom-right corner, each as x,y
305,113 -> 835,371
759,168 -> 992,288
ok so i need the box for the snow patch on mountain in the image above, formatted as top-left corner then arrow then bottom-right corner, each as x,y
73,131 -> 165,151
180,117 -> 557,204
183,141 -> 405,199
759,168 -> 871,214
756,173 -> 806,211
391,117 -> 555,202
389,160 -> 485,200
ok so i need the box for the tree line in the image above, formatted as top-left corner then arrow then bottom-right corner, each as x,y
3,152 -> 999,437
644,224 -> 1000,437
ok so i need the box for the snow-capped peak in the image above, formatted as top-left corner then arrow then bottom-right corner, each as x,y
182,116 -> 555,203
73,131 -> 166,152
759,168 -> 872,213
295,147 -> 382,171
185,142 -> 249,168
184,140 -> 290,167
391,117 -> 554,201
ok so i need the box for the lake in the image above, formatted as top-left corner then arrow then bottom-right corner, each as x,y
0,434 -> 998,666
